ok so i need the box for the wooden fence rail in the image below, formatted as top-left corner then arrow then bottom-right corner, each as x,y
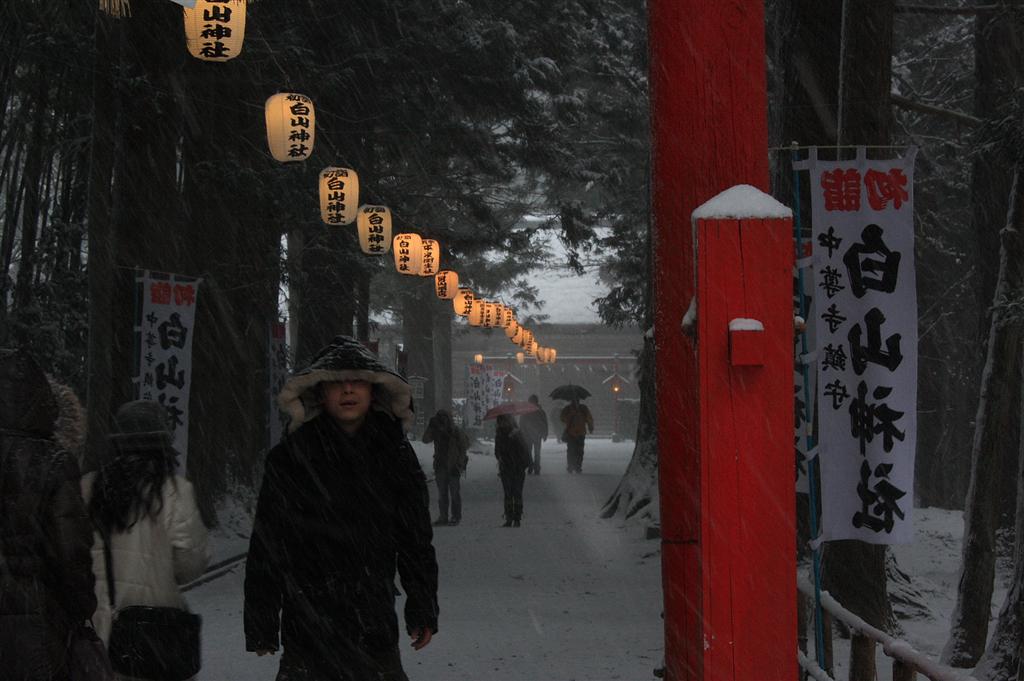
797,576 -> 978,681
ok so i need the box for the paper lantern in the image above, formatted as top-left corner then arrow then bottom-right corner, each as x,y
512,327 -> 525,345
357,205 -> 392,255
266,93 -> 315,162
435,271 -> 459,299
393,233 -> 423,275
550,348 -> 557,364
419,239 -> 440,277
482,302 -> 498,328
319,168 -> 359,225
516,352 -> 525,364
495,304 -> 510,329
536,347 -> 547,364
474,353 -> 484,364
453,288 -> 475,317
468,300 -> 486,326
504,310 -> 517,330
527,340 -> 539,356
505,320 -> 519,339
184,0 -> 246,62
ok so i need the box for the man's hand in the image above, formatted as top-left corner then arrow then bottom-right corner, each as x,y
410,627 -> 433,651
254,649 -> 276,657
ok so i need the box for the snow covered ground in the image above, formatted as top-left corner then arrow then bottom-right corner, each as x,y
187,438 -> 1010,681
191,438 -> 664,681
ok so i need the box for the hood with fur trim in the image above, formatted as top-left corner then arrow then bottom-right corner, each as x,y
278,336 -> 414,433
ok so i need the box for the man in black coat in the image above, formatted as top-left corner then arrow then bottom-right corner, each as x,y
0,349 -> 97,681
245,336 -> 439,681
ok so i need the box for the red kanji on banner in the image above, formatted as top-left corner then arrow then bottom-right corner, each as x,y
173,284 -> 196,306
150,282 -> 172,305
821,169 -> 861,211
864,168 -> 909,210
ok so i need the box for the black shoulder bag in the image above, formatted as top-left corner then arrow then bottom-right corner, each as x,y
102,528 -> 202,681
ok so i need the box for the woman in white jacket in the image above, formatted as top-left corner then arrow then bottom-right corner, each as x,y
82,400 -> 209,679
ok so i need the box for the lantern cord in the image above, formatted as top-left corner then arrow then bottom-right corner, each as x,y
792,147 -> 829,674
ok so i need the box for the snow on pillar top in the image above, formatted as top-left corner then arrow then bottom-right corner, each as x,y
691,184 -> 793,221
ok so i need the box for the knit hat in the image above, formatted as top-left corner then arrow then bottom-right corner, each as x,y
278,335 -> 414,433
109,399 -> 174,452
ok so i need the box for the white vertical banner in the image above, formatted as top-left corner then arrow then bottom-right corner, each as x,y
466,365 -> 488,428
487,369 -> 507,409
268,321 -> 290,447
465,365 -> 508,428
799,147 -> 918,544
133,270 -> 202,470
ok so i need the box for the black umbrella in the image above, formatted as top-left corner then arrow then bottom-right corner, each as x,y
549,384 -> 591,401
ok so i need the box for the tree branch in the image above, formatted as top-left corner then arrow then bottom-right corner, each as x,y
891,92 -> 981,125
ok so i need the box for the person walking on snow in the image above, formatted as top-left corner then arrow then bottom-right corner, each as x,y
422,409 -> 470,526
518,394 -> 548,475
82,399 -> 210,677
560,397 -> 594,474
245,336 -> 439,681
494,414 -> 531,527
0,349 -> 97,681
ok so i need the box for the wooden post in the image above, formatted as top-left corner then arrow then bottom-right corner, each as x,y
892,659 -> 917,681
849,633 -> 876,681
650,3 -> 796,680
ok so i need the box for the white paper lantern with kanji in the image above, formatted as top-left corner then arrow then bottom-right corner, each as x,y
266,93 -> 315,162
516,352 -> 525,364
435,271 -> 459,299
184,0 -> 246,62
419,239 -> 440,277
453,288 -> 475,317
468,300 -> 486,326
474,353 -> 484,364
482,302 -> 498,328
357,205 -> 392,255
505,320 -> 519,339
393,233 -> 423,275
319,168 -> 359,225
526,340 -> 538,356
494,304 -> 510,329
512,327 -> 525,345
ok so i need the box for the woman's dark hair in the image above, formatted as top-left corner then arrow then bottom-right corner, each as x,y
89,442 -> 177,533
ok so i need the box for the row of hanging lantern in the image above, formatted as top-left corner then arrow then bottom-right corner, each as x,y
178,3 -> 560,365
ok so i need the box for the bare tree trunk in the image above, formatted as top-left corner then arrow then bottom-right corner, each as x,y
84,8 -> 118,471
432,301 -> 453,413
944,166 -> 1024,667
975,338 -> 1024,681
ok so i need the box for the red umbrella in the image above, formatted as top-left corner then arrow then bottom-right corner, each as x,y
483,401 -> 540,420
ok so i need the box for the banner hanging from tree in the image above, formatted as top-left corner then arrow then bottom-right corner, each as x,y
797,147 -> 918,544
133,270 -> 202,470
465,364 -> 507,428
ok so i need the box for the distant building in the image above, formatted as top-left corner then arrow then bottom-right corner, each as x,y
452,323 -> 644,438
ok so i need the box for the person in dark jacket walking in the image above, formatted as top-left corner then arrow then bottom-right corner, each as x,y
518,395 -> 549,475
560,398 -> 594,474
245,336 -> 439,681
422,410 -> 470,526
0,349 -> 97,681
494,415 -> 531,527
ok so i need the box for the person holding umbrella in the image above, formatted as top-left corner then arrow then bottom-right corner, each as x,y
483,402 -> 536,527
560,397 -> 594,474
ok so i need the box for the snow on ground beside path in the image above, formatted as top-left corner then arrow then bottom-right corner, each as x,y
190,437 -> 1010,681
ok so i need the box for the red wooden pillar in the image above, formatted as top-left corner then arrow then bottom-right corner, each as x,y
649,3 -> 797,680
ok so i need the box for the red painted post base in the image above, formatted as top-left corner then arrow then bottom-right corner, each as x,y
665,213 -> 797,681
